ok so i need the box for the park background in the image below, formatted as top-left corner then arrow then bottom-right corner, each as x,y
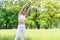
0,0 -> 60,40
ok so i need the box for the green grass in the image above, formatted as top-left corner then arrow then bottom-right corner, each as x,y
0,29 -> 60,40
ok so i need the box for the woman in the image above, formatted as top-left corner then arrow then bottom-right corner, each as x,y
14,2 -> 31,40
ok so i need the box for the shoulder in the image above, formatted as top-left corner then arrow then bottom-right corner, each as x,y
18,13 -> 21,17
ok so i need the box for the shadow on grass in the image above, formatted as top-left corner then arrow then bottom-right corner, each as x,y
25,36 -> 32,40
18,36 -> 32,40
0,35 -> 32,40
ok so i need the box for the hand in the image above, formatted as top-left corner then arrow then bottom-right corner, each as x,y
28,2 -> 32,5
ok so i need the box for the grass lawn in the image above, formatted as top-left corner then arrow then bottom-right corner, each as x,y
0,29 -> 60,40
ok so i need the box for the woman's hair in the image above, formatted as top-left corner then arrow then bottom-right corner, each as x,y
21,9 -> 24,13
21,9 -> 27,15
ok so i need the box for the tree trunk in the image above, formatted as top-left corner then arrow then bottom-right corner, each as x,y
36,21 -> 40,29
6,21 -> 7,29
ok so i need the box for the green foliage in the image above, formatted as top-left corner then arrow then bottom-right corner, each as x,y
0,0 -> 60,29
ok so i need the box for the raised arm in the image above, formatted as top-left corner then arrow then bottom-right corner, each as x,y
27,2 -> 32,14
19,2 -> 31,14
26,6 -> 31,14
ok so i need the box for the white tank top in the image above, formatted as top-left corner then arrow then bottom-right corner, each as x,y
18,15 -> 25,22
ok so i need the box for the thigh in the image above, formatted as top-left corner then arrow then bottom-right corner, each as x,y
16,26 -> 21,34
20,25 -> 25,31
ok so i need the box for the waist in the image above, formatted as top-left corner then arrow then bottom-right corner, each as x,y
18,21 -> 25,25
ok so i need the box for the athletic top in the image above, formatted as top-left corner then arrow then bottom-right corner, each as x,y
18,14 -> 25,22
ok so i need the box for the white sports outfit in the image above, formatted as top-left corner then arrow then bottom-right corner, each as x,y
14,14 -> 25,40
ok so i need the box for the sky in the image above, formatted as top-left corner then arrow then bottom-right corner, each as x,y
0,0 -> 2,2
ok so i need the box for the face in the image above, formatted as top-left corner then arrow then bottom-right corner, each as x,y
21,10 -> 27,15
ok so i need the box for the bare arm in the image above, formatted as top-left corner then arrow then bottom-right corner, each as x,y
18,2 -> 32,17
19,2 -> 30,14
26,6 -> 31,14
27,2 -> 32,14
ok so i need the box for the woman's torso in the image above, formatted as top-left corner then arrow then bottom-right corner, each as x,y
18,14 -> 25,25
